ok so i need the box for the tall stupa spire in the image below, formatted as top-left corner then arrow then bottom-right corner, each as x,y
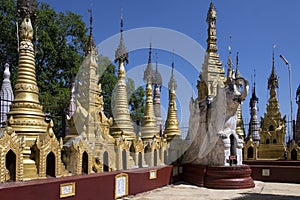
153,53 -> 163,133
6,0 -> 48,180
8,0 -> 47,135
248,71 -> 260,143
197,2 -> 225,100
259,46 -> 286,159
206,2 -> 218,53
141,43 -> 158,141
164,59 -> 181,141
85,8 -> 96,55
268,45 -> 278,91
110,12 -> 134,139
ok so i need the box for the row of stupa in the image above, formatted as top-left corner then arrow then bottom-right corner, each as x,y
234,47 -> 300,160
0,1 -> 299,183
0,1 -> 183,182
186,2 -> 300,161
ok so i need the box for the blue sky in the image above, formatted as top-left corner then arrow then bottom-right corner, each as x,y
41,0 -> 300,139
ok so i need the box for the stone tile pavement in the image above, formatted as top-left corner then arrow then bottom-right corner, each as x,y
126,181 -> 300,200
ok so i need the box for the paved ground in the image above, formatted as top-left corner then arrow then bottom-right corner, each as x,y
126,181 -> 300,200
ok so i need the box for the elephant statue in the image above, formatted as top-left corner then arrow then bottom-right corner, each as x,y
183,76 -> 249,166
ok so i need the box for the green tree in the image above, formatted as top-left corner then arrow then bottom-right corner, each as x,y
0,0 -> 18,82
129,86 -> 145,132
36,3 -> 88,137
0,1 -> 88,137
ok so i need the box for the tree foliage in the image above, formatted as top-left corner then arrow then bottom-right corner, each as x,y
0,1 -> 146,137
0,0 -> 88,137
129,86 -> 145,130
0,0 -> 18,81
36,3 -> 88,137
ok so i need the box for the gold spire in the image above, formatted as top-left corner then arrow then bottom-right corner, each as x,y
268,45 -> 279,91
197,2 -> 225,100
6,0 -> 46,180
266,46 -> 281,118
141,44 -> 158,141
8,0 -> 47,135
164,60 -> 181,141
236,104 -> 245,139
259,46 -> 286,159
206,2 -> 217,52
110,12 -> 134,139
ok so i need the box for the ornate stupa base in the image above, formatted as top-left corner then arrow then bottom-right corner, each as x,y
181,164 -> 254,189
205,165 -> 254,189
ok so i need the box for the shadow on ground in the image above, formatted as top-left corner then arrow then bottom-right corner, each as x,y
233,193 -> 300,200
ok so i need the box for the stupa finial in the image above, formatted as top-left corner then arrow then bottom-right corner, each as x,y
115,8 -> 128,64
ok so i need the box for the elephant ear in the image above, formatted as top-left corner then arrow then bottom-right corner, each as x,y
211,85 -> 226,134
235,77 -> 249,102
197,85 -> 226,159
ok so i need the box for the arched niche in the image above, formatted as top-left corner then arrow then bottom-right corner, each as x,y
291,149 -> 297,160
5,150 -> 16,181
247,147 -> 254,159
103,151 -> 109,172
82,151 -> 88,174
46,152 -> 55,177
138,152 -> 143,168
122,149 -> 127,170
154,149 -> 158,166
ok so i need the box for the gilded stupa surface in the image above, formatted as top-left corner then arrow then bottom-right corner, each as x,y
197,2 -> 225,101
164,61 -> 181,142
0,0 -> 67,181
259,49 -> 286,159
141,44 -> 159,141
109,16 -> 135,140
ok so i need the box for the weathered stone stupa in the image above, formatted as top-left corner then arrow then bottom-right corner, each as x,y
244,75 -> 260,160
0,63 -> 14,126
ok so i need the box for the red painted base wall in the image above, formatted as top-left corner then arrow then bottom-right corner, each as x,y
0,166 -> 172,200
243,160 -> 300,183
